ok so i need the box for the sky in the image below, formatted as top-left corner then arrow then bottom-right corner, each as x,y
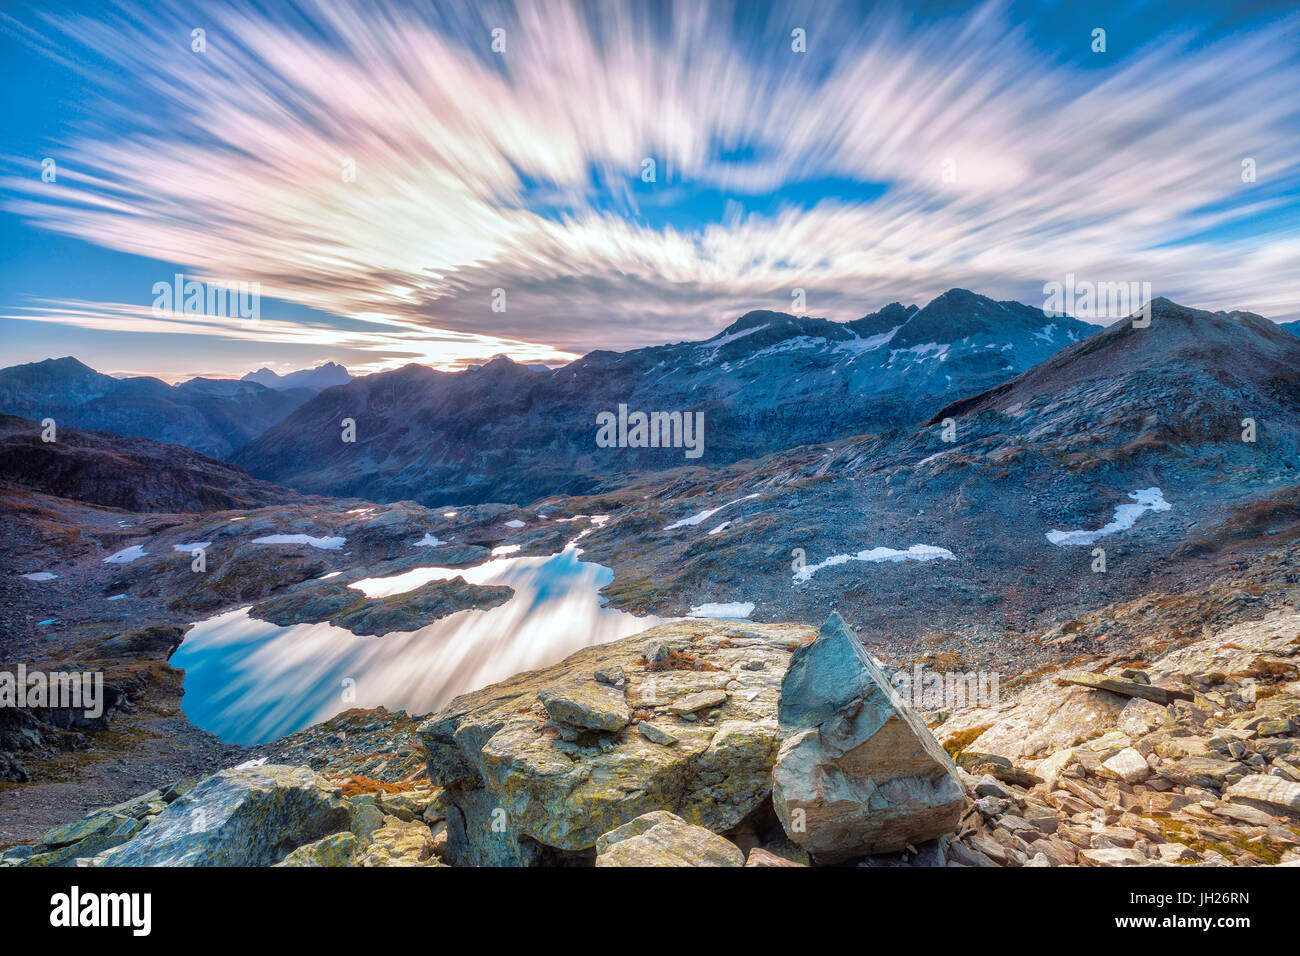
1,0 -> 1297,381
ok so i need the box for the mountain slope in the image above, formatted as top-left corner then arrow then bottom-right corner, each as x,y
234,289 -> 1099,505
557,298 -> 1300,645
929,299 -> 1300,454
0,358 -> 314,458
0,414 -> 311,512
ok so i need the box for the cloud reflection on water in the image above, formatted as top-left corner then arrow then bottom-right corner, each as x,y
171,549 -> 661,745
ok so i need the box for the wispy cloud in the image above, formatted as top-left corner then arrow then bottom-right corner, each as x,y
3,0 -> 1298,373
2,297 -> 579,375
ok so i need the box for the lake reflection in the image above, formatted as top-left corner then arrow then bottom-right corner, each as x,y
171,549 -> 662,745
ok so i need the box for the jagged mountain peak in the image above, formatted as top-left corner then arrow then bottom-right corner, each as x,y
720,309 -> 793,334
464,354 -> 552,380
478,353 -> 522,369
38,356 -> 99,373
1079,298 -> 1296,363
892,288 -> 1088,349
241,361 -> 352,392
234,290 -> 1114,505
0,357 -> 321,458
0,356 -> 116,403
710,309 -> 846,342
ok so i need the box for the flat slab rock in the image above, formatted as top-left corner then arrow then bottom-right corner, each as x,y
594,811 -> 744,867
1225,774 -> 1300,819
540,681 -> 631,731
935,613 -> 1300,762
418,618 -> 813,857
1058,671 -> 1193,706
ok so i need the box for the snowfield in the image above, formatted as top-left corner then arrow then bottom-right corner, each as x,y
794,544 -> 956,583
687,601 -> 755,619
252,534 -> 346,550
1046,487 -> 1171,546
103,546 -> 147,564
665,494 -> 760,530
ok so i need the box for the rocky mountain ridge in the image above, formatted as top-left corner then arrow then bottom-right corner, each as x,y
554,300 -> 1300,642
241,361 -> 352,392
0,414 -> 311,513
231,289 -> 1100,505
0,357 -> 315,458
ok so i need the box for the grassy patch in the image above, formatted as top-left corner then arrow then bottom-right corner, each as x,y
942,723 -> 993,758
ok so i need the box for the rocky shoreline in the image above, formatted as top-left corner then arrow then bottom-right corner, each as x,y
8,606 -> 1297,867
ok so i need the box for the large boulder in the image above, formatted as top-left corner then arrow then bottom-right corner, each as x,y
417,619 -> 813,862
594,811 -> 744,867
771,613 -> 965,862
95,764 -> 349,866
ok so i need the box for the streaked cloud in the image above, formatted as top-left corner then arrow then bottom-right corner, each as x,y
2,297 -> 579,375
2,0 -> 1298,375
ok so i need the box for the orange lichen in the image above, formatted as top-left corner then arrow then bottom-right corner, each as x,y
329,775 -> 415,797
641,650 -> 720,672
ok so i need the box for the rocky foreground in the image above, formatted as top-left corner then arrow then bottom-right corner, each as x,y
6,607 -> 1299,867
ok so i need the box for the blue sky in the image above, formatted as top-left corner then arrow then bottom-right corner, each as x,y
1,0 -> 1297,380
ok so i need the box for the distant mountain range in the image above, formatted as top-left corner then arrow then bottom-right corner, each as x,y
3,294 -> 1295,509
0,359 -> 347,458
232,289 -> 1101,504
242,361 -> 352,391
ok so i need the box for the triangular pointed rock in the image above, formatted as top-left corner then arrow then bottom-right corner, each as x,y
773,613 -> 965,862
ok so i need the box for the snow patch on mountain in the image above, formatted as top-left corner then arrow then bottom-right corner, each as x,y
1046,488 -> 1172,546
836,326 -> 901,355
103,545 -> 147,564
688,601 -> 755,619
252,534 -> 346,550
664,494 -> 761,530
794,544 -> 956,582
699,323 -> 767,352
